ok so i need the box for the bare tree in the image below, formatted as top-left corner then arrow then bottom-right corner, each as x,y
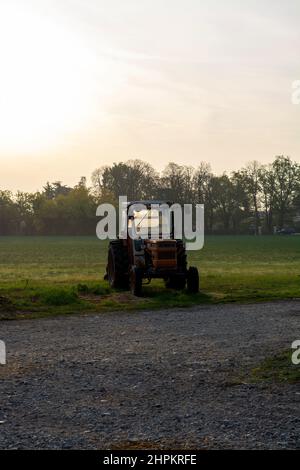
161,163 -> 195,204
272,156 -> 300,229
234,161 -> 262,235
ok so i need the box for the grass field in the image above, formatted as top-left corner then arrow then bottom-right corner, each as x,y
0,235 -> 300,319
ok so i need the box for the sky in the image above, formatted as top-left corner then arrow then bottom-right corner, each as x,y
0,0 -> 300,192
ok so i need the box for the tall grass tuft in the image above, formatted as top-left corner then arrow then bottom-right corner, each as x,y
40,287 -> 79,306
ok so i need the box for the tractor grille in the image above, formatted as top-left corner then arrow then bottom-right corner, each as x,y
147,240 -> 177,268
155,242 -> 176,249
157,251 -> 176,260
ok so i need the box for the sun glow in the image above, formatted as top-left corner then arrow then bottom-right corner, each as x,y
0,2 -> 116,155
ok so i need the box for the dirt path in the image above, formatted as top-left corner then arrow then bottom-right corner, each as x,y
0,301 -> 299,449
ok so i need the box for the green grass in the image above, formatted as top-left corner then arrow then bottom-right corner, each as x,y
0,235 -> 299,319
38,287 -> 79,306
249,350 -> 300,384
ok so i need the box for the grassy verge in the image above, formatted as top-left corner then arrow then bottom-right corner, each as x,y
0,235 -> 300,320
0,281 -> 212,320
249,350 -> 300,384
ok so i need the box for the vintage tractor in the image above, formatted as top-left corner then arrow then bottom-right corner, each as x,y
104,200 -> 199,296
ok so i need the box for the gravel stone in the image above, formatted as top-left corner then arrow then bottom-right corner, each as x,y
0,300 -> 299,449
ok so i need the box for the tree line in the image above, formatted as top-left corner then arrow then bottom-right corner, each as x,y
1,156 -> 300,236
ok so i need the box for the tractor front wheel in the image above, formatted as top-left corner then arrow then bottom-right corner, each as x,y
187,267 -> 199,293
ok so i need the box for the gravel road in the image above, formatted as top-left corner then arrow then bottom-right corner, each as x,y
0,301 -> 299,450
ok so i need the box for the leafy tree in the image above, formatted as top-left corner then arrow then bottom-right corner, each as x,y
0,191 -> 18,235
272,156 -> 300,229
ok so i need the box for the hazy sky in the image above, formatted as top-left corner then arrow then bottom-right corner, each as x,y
0,0 -> 300,191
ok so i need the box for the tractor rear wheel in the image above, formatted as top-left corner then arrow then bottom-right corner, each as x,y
129,267 -> 143,296
106,240 -> 129,288
187,266 -> 199,293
